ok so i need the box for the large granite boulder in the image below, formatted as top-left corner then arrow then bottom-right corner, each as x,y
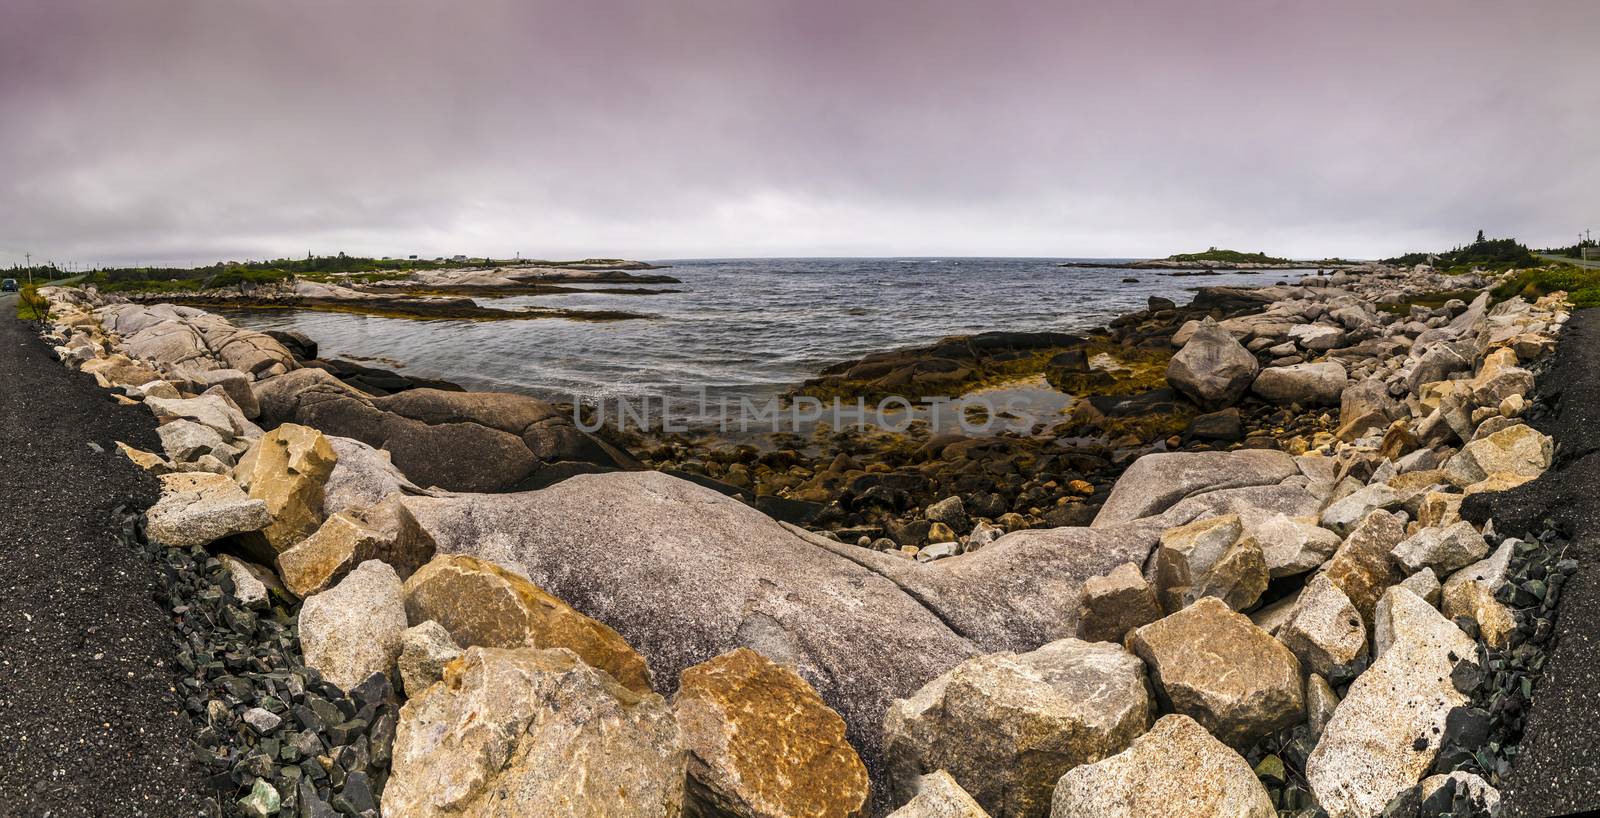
321,435 -> 425,515
1250,361 -> 1347,407
398,471 -> 973,802
887,772 -> 990,818
1306,588 -> 1476,818
98,303 -> 296,378
1166,318 -> 1260,409
1276,574 -> 1367,682
884,639 -> 1152,818
1442,423 -> 1553,492
1322,510 -> 1407,631
675,648 -> 870,818
1127,597 -> 1303,750
1050,714 -> 1274,818
1152,514 -> 1268,613
253,368 -> 639,492
232,423 -> 337,560
276,494 -> 436,596
1390,520 -> 1489,577
401,553 -> 654,694
1075,562 -> 1163,644
145,471 -> 271,547
1092,450 -> 1299,527
382,646 -> 684,818
1251,513 -> 1342,578
298,560 -> 408,691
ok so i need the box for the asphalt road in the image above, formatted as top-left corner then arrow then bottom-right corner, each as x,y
0,296 -> 207,816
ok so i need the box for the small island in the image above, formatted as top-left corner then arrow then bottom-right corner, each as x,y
1060,248 -> 1361,272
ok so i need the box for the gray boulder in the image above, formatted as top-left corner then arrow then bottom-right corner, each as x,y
298,560 -> 408,691
1250,361 -> 1348,407
145,472 -> 271,547
1166,318 -> 1260,409
884,638 -> 1152,818
1092,450 -> 1299,528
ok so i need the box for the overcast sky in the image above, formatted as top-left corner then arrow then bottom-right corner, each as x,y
1,0 -> 1595,267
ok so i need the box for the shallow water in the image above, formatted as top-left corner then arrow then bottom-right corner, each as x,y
224,258 -> 1300,425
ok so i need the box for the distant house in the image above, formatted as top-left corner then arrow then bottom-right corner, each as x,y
450,254 -> 468,263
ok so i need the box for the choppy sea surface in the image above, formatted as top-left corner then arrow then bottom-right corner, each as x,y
223,258 -> 1299,425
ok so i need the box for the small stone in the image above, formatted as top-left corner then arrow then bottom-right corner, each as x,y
237,778 -> 280,818
243,707 -> 283,735
925,496 -> 968,530
1127,597 -> 1303,750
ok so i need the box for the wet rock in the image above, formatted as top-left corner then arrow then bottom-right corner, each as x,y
675,648 -> 869,818
884,638 -> 1151,818
925,496 -> 968,531
1305,587 -> 1476,818
1076,562 -> 1163,644
145,471 -> 271,547
1250,361 -> 1348,407
1323,510 -> 1407,630
1127,597 -> 1303,750
1185,407 -> 1243,442
298,560 -> 407,690
1390,520 -> 1489,577
402,553 -> 653,694
233,423 -> 338,558
1166,318 -> 1260,410
397,620 -> 462,696
276,494 -> 436,596
886,771 -> 990,818
383,646 -> 684,817
1277,574 -> 1367,682
1050,714 -> 1274,818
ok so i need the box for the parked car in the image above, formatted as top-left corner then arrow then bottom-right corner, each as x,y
1,279 -> 18,292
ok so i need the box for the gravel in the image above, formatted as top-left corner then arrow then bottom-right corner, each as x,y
0,300 -> 207,816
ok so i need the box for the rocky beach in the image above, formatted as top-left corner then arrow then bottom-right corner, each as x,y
6,257 -> 1589,818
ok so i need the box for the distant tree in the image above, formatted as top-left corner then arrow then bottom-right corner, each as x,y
1476,229 -> 1486,244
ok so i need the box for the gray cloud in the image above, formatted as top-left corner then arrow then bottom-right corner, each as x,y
2,0 -> 1596,266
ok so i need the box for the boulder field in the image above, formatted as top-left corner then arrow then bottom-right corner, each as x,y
28,263 -> 1573,817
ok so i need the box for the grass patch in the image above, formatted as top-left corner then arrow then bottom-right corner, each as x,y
15,284 -> 50,320
1167,248 -> 1290,264
1492,264 -> 1600,307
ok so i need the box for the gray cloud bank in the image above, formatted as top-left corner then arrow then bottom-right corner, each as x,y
1,0 -> 1596,266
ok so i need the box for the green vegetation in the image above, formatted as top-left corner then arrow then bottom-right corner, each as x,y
16,284 -> 50,321
1492,264 -> 1600,308
1166,247 -> 1290,264
1384,231 -> 1540,273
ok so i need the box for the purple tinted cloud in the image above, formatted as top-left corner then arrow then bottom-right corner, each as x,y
1,0 -> 1596,265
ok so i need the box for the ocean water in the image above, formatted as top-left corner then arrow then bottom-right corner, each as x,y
222,258 -> 1295,425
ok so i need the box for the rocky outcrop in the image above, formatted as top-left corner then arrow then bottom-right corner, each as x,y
884,638 -> 1151,818
1305,587 -> 1477,818
298,560 -> 409,691
382,646 -> 684,818
1092,450 -> 1298,527
1049,714 -> 1274,818
674,648 -> 869,818
254,368 -> 638,492
1127,597 -> 1303,750
401,553 -> 654,694
97,302 -> 297,379
1166,318 -> 1260,409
